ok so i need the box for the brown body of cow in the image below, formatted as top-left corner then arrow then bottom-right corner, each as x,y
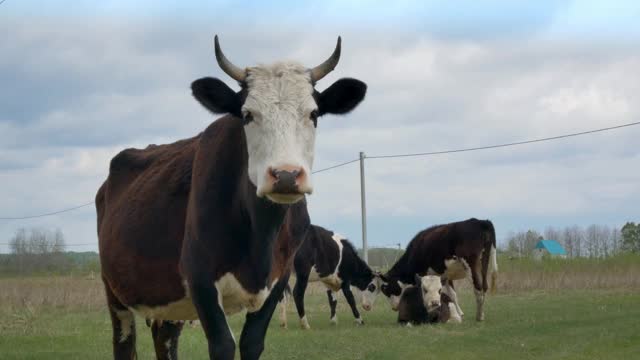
97,36 -> 367,360
97,118 -> 310,359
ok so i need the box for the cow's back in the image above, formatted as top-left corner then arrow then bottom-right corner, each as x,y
98,136 -> 199,307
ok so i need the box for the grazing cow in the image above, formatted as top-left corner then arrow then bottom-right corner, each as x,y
279,225 -> 380,329
97,36 -> 367,360
397,275 -> 461,326
380,218 -> 498,321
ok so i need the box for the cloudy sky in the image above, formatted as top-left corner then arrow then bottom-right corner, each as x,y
1,0 -> 639,253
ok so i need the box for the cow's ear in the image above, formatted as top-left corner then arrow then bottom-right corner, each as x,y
191,77 -> 242,117
318,78 -> 367,116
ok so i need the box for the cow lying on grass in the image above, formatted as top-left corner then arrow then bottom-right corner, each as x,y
397,275 -> 462,326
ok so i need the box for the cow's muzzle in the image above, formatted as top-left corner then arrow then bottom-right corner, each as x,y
261,165 -> 311,204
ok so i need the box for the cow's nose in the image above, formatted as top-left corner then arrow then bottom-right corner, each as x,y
362,304 -> 371,311
429,300 -> 441,309
268,166 -> 306,194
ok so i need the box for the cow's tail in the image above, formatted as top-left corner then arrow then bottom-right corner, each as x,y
489,244 -> 498,294
485,221 -> 498,294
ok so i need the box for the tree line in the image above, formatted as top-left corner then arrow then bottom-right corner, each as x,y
505,221 -> 640,258
1,227 -> 99,275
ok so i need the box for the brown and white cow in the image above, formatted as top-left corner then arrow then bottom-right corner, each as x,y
380,218 -> 498,322
97,36 -> 367,360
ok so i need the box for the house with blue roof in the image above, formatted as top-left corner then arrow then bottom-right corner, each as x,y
533,240 -> 567,260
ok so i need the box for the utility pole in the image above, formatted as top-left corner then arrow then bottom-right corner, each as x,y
359,151 -> 368,264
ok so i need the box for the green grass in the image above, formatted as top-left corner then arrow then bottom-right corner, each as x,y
1,288 -> 639,359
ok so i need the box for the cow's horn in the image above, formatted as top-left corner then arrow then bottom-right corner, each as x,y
214,35 -> 246,82
309,36 -> 341,82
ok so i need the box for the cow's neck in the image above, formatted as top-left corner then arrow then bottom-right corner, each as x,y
386,251 -> 413,284
348,250 -> 373,289
236,171 -> 289,289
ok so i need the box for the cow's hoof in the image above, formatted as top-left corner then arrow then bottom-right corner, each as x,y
355,318 -> 364,326
330,316 -> 338,325
300,316 -> 311,330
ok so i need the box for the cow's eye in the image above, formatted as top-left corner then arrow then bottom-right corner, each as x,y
242,111 -> 254,125
367,284 -> 376,292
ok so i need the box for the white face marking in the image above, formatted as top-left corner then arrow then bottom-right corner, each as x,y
114,309 -> 134,343
243,62 -> 317,202
420,275 -> 443,311
360,277 -> 381,311
387,280 -> 410,310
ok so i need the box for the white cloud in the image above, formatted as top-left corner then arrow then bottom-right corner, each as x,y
1,15 -> 639,252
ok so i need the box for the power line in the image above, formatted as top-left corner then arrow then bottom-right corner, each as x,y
0,201 -> 94,220
367,121 -> 640,159
1,120 -> 638,220
312,158 -> 360,174
0,159 -> 362,220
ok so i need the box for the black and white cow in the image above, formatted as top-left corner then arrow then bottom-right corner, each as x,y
397,274 -> 462,326
281,225 -> 381,329
380,218 -> 498,322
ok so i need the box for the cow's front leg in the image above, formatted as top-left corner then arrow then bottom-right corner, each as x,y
190,279 -> 235,360
292,272 -> 311,329
444,280 -> 464,318
278,284 -> 291,329
239,275 -> 290,360
341,283 -> 363,325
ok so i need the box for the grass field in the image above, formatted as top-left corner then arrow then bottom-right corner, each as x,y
1,257 -> 640,359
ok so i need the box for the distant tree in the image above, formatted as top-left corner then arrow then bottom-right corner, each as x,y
586,225 -> 601,258
611,227 -> 621,255
563,227 -> 574,258
600,225 -> 611,258
572,226 -> 584,258
621,222 -> 639,253
544,226 -> 562,244
6,227 -> 68,273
